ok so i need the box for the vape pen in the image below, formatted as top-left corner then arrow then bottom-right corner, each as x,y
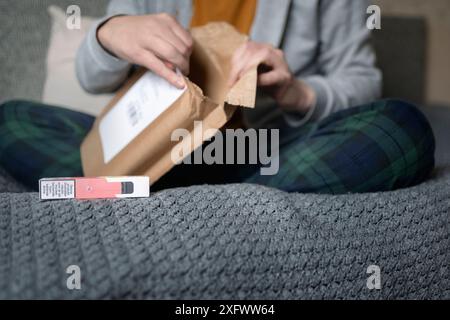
39,176 -> 150,200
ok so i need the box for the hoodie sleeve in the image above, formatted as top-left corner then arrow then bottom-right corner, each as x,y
75,0 -> 146,94
283,0 -> 382,127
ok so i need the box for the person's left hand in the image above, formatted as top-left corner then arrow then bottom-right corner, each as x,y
228,41 -> 315,114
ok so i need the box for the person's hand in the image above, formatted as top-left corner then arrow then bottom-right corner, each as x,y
228,41 -> 316,113
97,14 -> 193,89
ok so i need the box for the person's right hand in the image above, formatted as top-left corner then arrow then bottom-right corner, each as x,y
97,14 -> 193,89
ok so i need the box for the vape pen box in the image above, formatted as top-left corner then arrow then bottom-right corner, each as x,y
39,176 -> 150,200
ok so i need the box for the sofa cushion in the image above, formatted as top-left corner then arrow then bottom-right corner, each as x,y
372,16 -> 427,105
42,5 -> 113,116
0,0 -> 108,104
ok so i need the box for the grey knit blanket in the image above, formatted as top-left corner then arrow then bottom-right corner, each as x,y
0,167 -> 449,299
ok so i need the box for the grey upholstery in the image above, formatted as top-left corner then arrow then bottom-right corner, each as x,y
372,16 -> 427,105
0,1 -> 449,299
423,105 -> 450,168
0,172 -> 449,299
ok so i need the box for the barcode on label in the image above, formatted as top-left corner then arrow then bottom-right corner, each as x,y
126,101 -> 143,127
99,70 -> 186,164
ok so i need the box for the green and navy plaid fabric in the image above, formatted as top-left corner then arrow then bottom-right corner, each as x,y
247,100 -> 435,193
0,99 -> 435,193
0,100 -> 94,188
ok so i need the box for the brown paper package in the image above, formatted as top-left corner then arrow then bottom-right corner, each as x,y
81,22 -> 257,185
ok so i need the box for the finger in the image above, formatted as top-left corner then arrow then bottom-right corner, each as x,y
229,48 -> 271,87
228,45 -> 253,87
258,70 -> 288,86
136,50 -> 185,88
171,25 -> 194,54
146,37 -> 190,75
230,42 -> 249,67
163,60 -> 175,70
156,35 -> 190,75
228,59 -> 249,87
256,48 -> 280,69
161,13 -> 193,51
158,28 -> 192,59
257,49 -> 291,86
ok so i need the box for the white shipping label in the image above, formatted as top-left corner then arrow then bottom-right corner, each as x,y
99,71 -> 186,163
40,179 -> 75,200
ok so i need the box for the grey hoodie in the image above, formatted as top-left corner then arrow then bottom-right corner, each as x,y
76,0 -> 381,128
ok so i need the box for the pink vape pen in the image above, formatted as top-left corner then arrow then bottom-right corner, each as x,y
39,176 -> 150,200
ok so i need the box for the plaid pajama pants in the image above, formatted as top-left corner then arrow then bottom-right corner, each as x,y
0,99 -> 435,193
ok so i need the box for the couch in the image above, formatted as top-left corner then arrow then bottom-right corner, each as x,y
0,0 -> 449,299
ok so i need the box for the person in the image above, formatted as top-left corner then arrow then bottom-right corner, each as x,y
0,0 -> 435,193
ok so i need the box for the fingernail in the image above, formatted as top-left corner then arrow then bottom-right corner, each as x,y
177,77 -> 185,88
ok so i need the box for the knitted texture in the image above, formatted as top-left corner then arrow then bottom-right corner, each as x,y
0,169 -> 449,299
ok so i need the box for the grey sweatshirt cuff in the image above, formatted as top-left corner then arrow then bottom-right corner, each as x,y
282,76 -> 332,127
85,16 -> 129,72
